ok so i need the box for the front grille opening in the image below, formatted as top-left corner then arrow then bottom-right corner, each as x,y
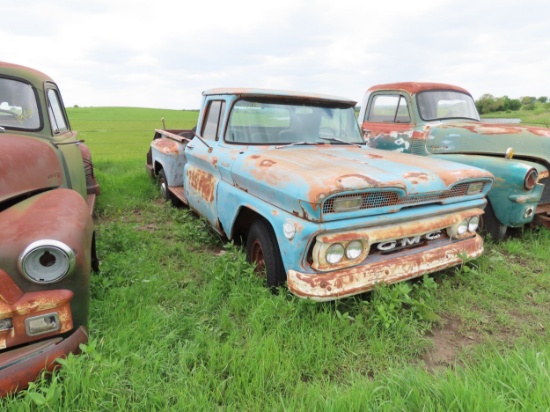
323,182 -> 486,214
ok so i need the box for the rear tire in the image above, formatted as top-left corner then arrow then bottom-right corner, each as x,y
158,169 -> 171,202
481,201 -> 507,241
246,219 -> 286,289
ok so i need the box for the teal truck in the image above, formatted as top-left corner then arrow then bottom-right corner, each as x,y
147,88 -> 494,301
359,82 -> 550,239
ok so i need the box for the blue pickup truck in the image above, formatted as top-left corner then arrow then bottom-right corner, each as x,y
146,88 -> 494,301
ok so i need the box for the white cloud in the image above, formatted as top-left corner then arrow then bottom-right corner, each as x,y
2,0 -> 549,108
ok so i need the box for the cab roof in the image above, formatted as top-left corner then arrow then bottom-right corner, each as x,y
0,61 -> 54,89
367,82 -> 471,96
203,88 -> 357,106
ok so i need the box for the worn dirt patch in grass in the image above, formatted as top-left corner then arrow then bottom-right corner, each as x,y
421,316 -> 482,372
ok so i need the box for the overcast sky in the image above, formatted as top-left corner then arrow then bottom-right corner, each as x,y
3,0 -> 549,109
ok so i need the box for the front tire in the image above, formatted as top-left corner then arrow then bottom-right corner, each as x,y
481,201 -> 507,241
246,219 -> 286,289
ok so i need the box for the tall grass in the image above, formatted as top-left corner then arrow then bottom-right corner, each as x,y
2,107 -> 549,411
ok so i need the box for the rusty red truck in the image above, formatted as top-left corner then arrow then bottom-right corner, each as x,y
359,82 -> 550,239
0,62 -> 99,396
147,88 -> 494,301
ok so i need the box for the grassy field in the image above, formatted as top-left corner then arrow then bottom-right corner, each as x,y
481,106 -> 550,127
2,107 -> 550,411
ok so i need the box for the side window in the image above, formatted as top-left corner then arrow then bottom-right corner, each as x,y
47,89 -> 68,133
367,95 -> 410,123
201,100 -> 225,140
395,97 -> 411,123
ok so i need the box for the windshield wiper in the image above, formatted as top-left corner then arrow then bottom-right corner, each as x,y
275,141 -> 321,149
319,137 -> 363,147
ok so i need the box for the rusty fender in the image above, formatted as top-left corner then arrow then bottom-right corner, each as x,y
150,136 -> 187,187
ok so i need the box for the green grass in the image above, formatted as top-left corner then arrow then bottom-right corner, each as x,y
481,105 -> 550,127
2,107 -> 550,411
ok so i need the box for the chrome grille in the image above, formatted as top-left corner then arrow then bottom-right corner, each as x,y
322,182 -> 486,214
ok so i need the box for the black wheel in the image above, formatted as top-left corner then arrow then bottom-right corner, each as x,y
246,219 -> 286,289
480,201 -> 507,241
158,169 -> 171,201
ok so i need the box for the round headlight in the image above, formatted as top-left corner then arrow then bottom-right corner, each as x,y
345,240 -> 364,260
19,240 -> 75,283
326,243 -> 345,264
468,216 -> 480,232
524,168 -> 538,191
457,220 -> 468,235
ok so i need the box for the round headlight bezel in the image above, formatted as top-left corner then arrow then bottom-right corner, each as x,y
457,220 -> 468,235
345,240 -> 364,260
326,243 -> 345,264
468,216 -> 480,232
524,168 -> 538,191
18,240 -> 76,284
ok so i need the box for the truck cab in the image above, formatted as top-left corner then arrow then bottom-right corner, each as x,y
147,88 -> 494,301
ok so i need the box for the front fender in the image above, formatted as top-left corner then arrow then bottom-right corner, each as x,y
0,188 -> 93,329
217,180 -> 321,273
432,154 -> 545,226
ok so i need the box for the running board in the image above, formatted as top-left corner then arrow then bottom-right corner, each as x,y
168,186 -> 188,205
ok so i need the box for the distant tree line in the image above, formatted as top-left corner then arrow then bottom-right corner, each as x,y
475,94 -> 549,114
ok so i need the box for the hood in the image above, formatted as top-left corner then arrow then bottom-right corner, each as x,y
231,145 -> 492,221
0,134 -> 62,204
426,120 -> 550,166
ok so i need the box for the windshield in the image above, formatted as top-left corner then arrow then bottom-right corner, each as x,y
0,78 -> 40,130
417,90 -> 480,121
225,99 -> 363,145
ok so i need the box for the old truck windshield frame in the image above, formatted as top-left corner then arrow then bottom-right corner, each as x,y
225,98 -> 364,145
417,90 -> 480,122
0,77 -> 41,131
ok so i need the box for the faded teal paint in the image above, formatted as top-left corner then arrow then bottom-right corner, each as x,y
427,122 -> 550,166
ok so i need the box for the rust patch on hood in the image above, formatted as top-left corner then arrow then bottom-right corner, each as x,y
335,174 -> 380,188
444,123 -> 550,137
244,150 -> 391,204
260,159 -> 276,167
403,172 -> 432,184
